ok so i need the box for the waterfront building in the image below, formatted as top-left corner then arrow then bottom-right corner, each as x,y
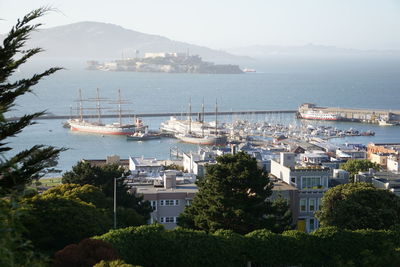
270,152 -> 331,232
81,155 -> 129,170
129,156 -> 163,174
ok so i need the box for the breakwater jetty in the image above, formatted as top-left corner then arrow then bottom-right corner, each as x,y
298,103 -> 400,124
7,110 -> 296,121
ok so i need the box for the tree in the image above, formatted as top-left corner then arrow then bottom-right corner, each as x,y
44,183 -> 109,209
20,193 -> 112,252
0,8 -> 65,195
62,162 -> 152,223
264,197 -> 294,233
177,152 -> 290,234
62,162 -> 123,196
340,159 -> 380,182
316,182 -> 400,230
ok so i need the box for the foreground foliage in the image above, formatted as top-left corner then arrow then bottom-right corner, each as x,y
0,8 -> 64,266
316,182 -> 400,230
0,8 -> 64,195
62,162 -> 152,223
20,192 -> 112,252
96,224 -> 400,267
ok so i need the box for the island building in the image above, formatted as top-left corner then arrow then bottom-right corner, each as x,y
270,152 -> 332,233
144,52 -> 186,58
87,52 -> 243,74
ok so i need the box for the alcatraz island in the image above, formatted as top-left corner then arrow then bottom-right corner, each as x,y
87,52 -> 243,74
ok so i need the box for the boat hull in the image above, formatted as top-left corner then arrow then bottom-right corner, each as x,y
176,135 -> 227,146
126,135 -> 161,141
300,116 -> 340,121
70,121 -> 141,135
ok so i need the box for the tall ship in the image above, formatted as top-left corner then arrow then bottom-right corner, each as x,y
161,100 -> 227,145
67,89 -> 146,135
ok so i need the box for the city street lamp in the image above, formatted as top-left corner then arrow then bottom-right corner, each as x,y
114,175 -> 125,229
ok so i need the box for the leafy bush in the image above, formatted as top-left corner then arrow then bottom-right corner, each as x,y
95,225 -> 400,267
53,239 -> 119,267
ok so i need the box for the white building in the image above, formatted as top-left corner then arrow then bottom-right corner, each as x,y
129,156 -> 163,174
387,155 -> 400,173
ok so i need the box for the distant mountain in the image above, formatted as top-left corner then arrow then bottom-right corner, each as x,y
226,44 -> 400,58
0,21 -> 249,63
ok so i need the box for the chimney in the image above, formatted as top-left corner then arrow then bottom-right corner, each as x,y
280,152 -> 296,168
106,155 -> 120,164
164,170 -> 177,189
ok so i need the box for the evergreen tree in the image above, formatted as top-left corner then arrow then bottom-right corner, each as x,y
178,152 -> 291,234
62,162 -> 152,223
265,197 -> 294,233
0,8 -> 65,195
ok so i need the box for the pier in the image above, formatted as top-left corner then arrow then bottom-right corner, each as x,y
298,103 -> 400,124
6,110 -> 297,121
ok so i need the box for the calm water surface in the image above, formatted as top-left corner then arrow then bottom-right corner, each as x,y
7,58 -> 400,172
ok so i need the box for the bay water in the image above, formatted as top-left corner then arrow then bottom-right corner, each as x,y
7,57 -> 400,173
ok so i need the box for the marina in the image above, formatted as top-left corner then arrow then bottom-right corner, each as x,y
7,60 -> 400,173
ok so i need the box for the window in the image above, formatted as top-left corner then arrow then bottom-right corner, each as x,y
165,200 -> 174,206
186,199 -> 193,206
160,200 -> 179,206
291,177 -> 296,184
160,217 -> 176,223
165,217 -> 174,223
150,200 -> 157,211
301,177 -> 322,189
300,199 -> 307,212
309,199 -> 315,211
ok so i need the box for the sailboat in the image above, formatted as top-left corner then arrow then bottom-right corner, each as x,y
67,89 -> 146,135
175,99 -> 227,145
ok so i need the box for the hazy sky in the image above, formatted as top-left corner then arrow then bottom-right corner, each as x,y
1,0 -> 400,50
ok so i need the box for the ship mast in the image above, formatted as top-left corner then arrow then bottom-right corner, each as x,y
96,88 -> 102,124
215,99 -> 218,137
188,97 -> 192,134
78,89 -> 83,121
202,98 -> 205,137
118,89 -> 122,125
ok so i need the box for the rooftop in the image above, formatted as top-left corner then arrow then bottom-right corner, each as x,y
135,183 -> 198,194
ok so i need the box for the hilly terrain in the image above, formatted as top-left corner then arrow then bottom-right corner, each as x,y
0,21 -> 248,63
